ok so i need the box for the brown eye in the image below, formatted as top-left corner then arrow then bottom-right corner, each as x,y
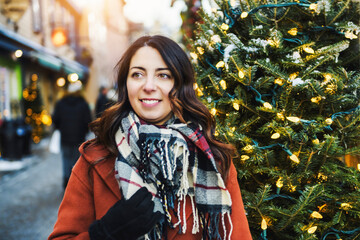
158,73 -> 172,79
131,72 -> 143,78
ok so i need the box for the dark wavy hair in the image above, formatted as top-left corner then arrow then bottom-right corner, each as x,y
89,35 -> 235,180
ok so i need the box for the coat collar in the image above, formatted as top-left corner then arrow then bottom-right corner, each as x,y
80,141 -> 121,199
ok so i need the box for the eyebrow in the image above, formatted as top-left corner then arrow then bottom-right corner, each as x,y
129,66 -> 171,72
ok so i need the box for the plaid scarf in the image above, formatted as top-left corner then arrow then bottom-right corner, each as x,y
114,111 -> 232,239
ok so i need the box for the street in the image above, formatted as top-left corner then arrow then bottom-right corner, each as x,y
0,141 -> 63,240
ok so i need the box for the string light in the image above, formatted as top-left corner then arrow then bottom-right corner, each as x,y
271,132 -> 280,139
310,211 -> 323,219
190,52 -> 198,60
276,177 -> 283,188
196,47 -> 205,55
308,226 -> 317,234
241,155 -> 250,161
340,203 -> 352,210
325,118 -> 333,125
274,78 -> 284,86
261,218 -> 267,230
240,12 -> 248,18
221,23 -> 229,31
287,28 -> 298,36
289,154 -> 300,163
312,139 -> 320,145
289,72 -> 298,80
303,46 -> 315,54
210,108 -> 217,115
243,145 -> 254,153
238,70 -> 245,78
309,3 -> 317,11
311,96 -> 322,103
220,79 -> 227,90
216,61 -> 225,68
263,102 -> 272,109
233,102 -> 240,110
286,116 -> 300,123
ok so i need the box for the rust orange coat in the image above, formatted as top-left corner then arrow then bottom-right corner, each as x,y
48,142 -> 253,240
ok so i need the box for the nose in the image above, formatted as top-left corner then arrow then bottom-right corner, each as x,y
143,76 -> 156,92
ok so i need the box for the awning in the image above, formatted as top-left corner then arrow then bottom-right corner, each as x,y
0,24 -> 89,80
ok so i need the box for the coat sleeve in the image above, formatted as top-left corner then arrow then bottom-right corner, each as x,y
227,161 -> 253,240
48,156 -> 94,240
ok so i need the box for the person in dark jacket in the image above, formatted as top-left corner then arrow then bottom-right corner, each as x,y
52,82 -> 92,189
94,86 -> 110,118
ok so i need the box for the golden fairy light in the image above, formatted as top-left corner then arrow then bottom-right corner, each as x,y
233,102 -> 240,110
210,108 -> 217,115
286,116 -> 300,123
216,61 -> 225,68
219,80 -> 227,90
271,132 -> 280,139
340,203 -> 352,210
190,52 -> 198,60
307,226 -> 317,234
241,155 -> 250,161
276,177 -> 284,188
312,139 -> 320,145
310,211 -> 323,219
309,3 -> 317,11
325,118 -> 333,125
290,154 -> 300,163
357,164 -> 360,171
243,145 -> 253,153
274,78 -> 284,86
263,102 -> 272,109
303,46 -> 315,54
240,12 -> 248,19
289,72 -> 298,80
261,218 -> 267,230
311,96 -> 322,103
288,28 -> 298,36
196,47 -> 204,55
238,70 -> 245,78
221,23 -> 229,31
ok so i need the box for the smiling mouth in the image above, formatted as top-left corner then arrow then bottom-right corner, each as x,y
140,99 -> 161,104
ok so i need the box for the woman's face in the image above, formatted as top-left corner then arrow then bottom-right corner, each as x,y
126,46 -> 175,125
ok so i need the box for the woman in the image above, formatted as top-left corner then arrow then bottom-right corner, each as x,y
48,35 -> 252,240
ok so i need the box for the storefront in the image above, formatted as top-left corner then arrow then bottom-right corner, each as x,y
0,25 -> 89,159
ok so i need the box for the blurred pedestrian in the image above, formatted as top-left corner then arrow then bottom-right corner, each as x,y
94,86 -> 110,118
52,82 -> 92,189
49,35 -> 252,240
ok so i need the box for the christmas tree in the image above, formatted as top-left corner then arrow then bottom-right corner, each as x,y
188,0 -> 360,239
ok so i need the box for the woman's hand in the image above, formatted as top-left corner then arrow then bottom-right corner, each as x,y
89,187 -> 163,240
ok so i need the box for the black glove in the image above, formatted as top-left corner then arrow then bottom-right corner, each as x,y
89,187 -> 163,240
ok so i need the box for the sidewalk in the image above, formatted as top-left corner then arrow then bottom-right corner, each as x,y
0,138 -> 63,240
